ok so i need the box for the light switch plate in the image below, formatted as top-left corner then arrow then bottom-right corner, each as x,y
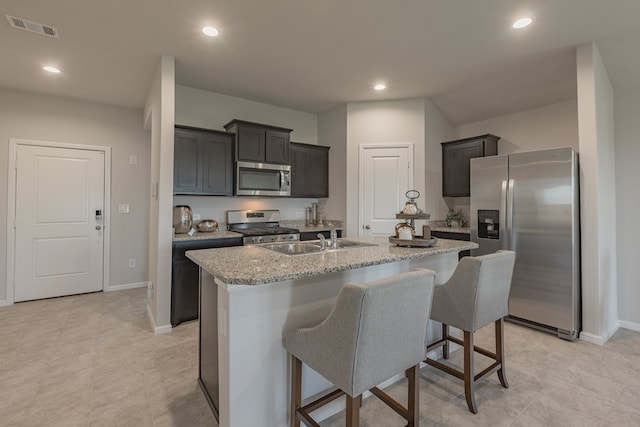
118,204 -> 130,213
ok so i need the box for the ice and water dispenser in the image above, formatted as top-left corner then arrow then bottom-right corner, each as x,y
477,209 -> 500,239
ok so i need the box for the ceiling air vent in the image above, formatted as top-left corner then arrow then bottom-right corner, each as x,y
5,14 -> 59,38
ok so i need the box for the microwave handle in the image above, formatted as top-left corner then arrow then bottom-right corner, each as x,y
281,170 -> 290,189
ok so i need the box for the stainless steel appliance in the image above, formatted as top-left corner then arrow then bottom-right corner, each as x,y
470,147 -> 580,340
227,209 -> 299,244
235,161 -> 291,196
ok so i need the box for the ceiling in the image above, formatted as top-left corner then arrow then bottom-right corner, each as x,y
2,0 -> 640,125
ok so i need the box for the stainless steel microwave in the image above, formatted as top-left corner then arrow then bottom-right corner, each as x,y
235,161 -> 291,196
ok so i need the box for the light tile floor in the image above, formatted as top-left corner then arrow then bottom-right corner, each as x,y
1,288 -> 639,426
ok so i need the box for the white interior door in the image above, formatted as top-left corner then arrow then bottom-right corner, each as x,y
14,145 -> 105,302
359,144 -> 413,236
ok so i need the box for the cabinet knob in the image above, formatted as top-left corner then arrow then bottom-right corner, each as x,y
364,225 -> 371,230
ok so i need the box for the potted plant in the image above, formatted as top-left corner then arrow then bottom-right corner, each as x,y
445,209 -> 467,228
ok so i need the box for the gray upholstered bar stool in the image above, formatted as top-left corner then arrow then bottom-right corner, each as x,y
285,269 -> 436,427
425,250 -> 516,414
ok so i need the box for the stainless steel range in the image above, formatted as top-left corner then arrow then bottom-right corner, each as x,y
227,209 -> 300,244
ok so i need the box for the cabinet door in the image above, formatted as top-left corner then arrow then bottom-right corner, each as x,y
171,258 -> 200,326
442,141 -> 484,197
290,144 -> 308,196
202,133 -> 233,195
237,125 -> 265,162
290,143 -> 329,197
307,146 -> 329,197
174,129 -> 202,193
265,130 -> 290,164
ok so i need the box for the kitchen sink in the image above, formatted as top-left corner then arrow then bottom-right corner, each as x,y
260,239 -> 376,256
261,242 -> 322,255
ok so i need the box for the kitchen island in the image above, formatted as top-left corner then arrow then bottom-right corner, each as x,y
187,236 -> 477,427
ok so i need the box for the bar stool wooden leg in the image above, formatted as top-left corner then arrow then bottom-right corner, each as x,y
407,365 -> 419,426
442,323 -> 450,359
463,331 -> 478,414
345,394 -> 361,427
495,318 -> 509,389
291,354 -> 302,427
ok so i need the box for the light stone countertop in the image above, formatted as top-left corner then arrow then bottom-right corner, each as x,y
186,236 -> 477,286
173,230 -> 243,242
431,226 -> 471,234
296,224 -> 343,233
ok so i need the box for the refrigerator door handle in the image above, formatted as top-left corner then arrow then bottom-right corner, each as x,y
507,178 -> 515,248
501,179 -> 508,249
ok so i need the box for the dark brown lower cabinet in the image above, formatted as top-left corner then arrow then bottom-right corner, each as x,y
299,230 -> 342,241
171,237 -> 242,327
199,268 -> 219,420
431,230 -> 471,259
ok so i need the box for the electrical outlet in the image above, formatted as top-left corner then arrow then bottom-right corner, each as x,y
129,258 -> 136,268
192,213 -> 201,221
129,155 -> 138,165
296,211 -> 304,219
119,204 -> 130,214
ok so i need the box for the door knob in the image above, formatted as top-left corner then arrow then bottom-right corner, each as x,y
364,225 -> 371,229
95,225 -> 102,230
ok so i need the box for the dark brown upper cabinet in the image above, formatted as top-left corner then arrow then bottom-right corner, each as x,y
290,142 -> 330,198
173,126 -> 234,195
224,119 -> 292,164
441,134 -> 499,197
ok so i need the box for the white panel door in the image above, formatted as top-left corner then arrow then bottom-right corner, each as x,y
14,145 -> 105,301
360,145 -> 413,236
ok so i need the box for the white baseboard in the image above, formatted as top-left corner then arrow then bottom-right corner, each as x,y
579,331 -> 605,345
106,281 -> 150,292
146,303 -> 172,335
581,321 -> 624,345
0,299 -> 9,307
618,320 -> 640,332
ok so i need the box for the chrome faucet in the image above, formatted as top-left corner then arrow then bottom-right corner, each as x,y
329,224 -> 338,249
317,233 -> 327,250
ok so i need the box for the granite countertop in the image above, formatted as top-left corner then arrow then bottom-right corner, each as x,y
173,230 -> 243,242
431,226 -> 471,234
186,236 -> 477,286
280,219 -> 343,234
296,224 -> 343,233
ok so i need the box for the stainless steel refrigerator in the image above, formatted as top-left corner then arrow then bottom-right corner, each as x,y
470,147 -> 580,340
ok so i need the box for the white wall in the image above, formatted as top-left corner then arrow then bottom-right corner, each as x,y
615,87 -> 640,329
425,99 -> 456,221
144,55 -> 175,333
345,99 -> 427,237
175,85 -> 318,144
318,104 -> 348,227
577,43 -> 618,342
457,99 -> 579,154
0,87 -> 150,304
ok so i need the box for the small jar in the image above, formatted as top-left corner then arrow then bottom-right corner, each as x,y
305,207 -> 313,227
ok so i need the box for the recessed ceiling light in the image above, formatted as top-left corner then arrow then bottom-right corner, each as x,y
374,84 -> 386,91
512,17 -> 533,29
202,26 -> 219,37
43,65 -> 61,73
